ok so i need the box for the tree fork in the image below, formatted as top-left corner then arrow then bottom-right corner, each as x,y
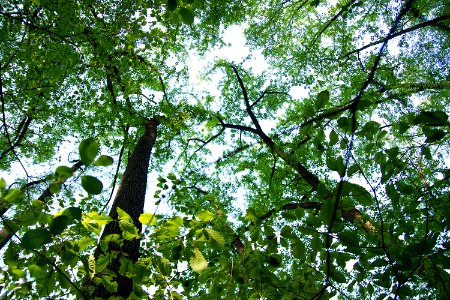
90,118 -> 159,298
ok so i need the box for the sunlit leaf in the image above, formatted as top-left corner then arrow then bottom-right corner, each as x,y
139,212 -> 157,225
197,210 -> 214,222
190,248 -> 208,273
3,189 -> 25,203
204,228 -> 225,248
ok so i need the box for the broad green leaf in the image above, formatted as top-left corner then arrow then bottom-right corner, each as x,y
79,138 -> 99,165
19,210 -> 40,226
168,0 -> 177,10
81,176 -> 103,195
49,182 -> 61,194
179,7 -> 194,24
29,264 -> 47,280
157,256 -> 172,276
326,154 -> 345,177
93,155 -> 114,166
197,210 -> 214,222
50,215 -> 70,235
55,165 -> 74,180
341,181 -> 374,206
3,189 -> 25,203
77,237 -> 97,252
329,130 -> 338,145
119,258 -> 133,277
0,178 -> 6,190
413,111 -> 448,125
117,207 -> 132,220
100,275 -> 118,293
62,207 -> 82,221
119,219 -> 140,240
139,212 -> 157,225
155,217 -> 183,239
204,228 -> 225,248
315,90 -> 330,110
190,248 -> 208,273
21,228 -> 52,250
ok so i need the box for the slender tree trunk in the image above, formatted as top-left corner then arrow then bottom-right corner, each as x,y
91,118 -> 159,298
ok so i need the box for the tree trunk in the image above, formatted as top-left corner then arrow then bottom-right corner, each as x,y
91,118 -> 159,298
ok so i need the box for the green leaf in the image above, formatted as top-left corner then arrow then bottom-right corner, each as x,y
157,256 -> 172,276
81,176 -> 103,195
29,264 -> 48,280
0,178 -> 6,190
55,166 -> 74,180
79,138 -> 99,165
49,182 -> 61,194
204,228 -> 225,248
93,155 -> 114,166
50,215 -> 70,235
3,189 -> 25,203
179,7 -> 194,24
329,130 -> 338,145
326,154 -> 345,177
197,210 -> 214,222
424,129 -> 446,143
414,111 -> 448,125
190,248 -> 208,273
315,90 -> 330,110
100,275 -> 118,293
21,228 -> 52,250
167,0 -> 177,10
62,207 -> 82,221
139,212 -> 157,226
341,181 -> 374,206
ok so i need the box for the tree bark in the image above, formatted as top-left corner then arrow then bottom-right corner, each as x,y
91,118 -> 159,298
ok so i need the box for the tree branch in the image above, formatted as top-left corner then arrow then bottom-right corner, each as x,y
342,14 -> 450,59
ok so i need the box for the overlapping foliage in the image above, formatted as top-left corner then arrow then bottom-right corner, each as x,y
0,0 -> 449,299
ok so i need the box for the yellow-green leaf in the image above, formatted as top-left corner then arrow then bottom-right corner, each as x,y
139,212 -> 157,226
204,228 -> 225,248
190,248 -> 208,273
197,211 -> 214,222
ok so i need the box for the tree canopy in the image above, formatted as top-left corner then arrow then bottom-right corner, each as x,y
0,0 -> 449,299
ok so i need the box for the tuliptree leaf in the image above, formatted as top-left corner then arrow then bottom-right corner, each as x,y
79,138 -> 99,165
21,228 -> 52,250
81,176 -> 103,195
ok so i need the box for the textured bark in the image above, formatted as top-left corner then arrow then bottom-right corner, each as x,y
0,161 -> 83,250
91,118 -> 159,299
